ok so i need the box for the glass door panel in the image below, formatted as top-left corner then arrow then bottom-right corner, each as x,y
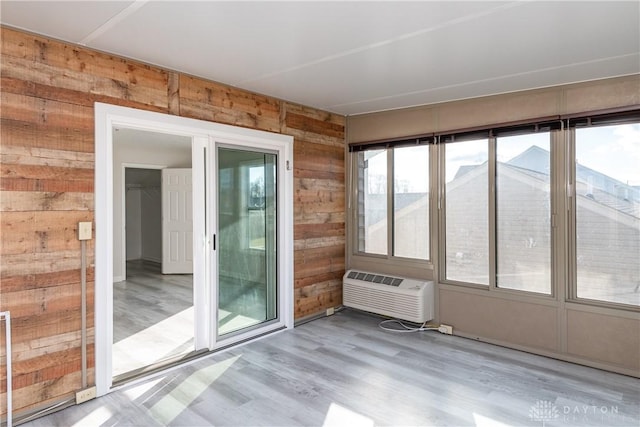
217,147 -> 277,336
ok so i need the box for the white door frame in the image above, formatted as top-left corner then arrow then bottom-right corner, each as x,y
95,103 -> 294,396
120,163 -> 166,282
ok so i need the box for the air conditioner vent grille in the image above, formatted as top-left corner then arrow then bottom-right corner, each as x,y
346,270 -> 403,287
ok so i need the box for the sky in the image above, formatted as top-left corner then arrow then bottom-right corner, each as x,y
576,124 -> 640,186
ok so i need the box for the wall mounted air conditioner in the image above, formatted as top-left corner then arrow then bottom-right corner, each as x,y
343,270 -> 434,323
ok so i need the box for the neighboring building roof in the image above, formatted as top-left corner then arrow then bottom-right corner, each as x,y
454,164 -> 480,180
364,192 -> 426,225
505,145 -> 639,218
366,145 -> 639,223
507,145 -> 550,174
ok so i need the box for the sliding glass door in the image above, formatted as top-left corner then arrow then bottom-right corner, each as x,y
95,104 -> 293,396
217,147 -> 278,336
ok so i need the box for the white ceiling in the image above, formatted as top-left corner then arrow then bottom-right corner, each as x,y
1,1 -> 638,116
114,127 -> 191,152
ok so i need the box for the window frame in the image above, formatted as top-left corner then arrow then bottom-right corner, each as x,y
438,130 -> 559,299
567,112 -> 640,311
347,109 -> 639,312
438,136 -> 491,289
246,158 -> 276,252
494,132 -> 555,295
355,147 -> 389,257
392,145 -> 432,261
349,141 -> 435,275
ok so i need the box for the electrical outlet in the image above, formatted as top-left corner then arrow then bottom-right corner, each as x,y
75,386 -> 97,404
438,324 -> 453,335
326,307 -> 335,316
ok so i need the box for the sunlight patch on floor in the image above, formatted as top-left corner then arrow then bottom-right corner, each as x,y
70,406 -> 113,427
147,355 -> 241,425
473,412 -> 511,427
121,377 -> 165,401
113,307 -> 195,376
218,309 -> 261,335
113,305 -> 263,376
323,403 -> 375,427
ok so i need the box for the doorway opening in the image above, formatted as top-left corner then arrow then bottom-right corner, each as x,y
113,129 -> 195,379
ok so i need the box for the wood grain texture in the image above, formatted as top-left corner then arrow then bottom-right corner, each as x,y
286,106 -> 345,266
1,118 -> 94,153
1,31 -> 170,108
167,72 -> 180,115
19,310 -> 640,427
0,144 -> 94,168
0,26 -> 345,416
178,75 -> 281,132
278,101 -> 345,319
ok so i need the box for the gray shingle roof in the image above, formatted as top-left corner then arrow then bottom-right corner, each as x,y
505,146 -> 639,218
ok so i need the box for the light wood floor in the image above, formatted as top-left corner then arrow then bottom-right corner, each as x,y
113,261 -> 195,377
113,261 -> 272,377
23,309 -> 639,426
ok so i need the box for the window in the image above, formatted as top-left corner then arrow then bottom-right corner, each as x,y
394,146 -> 429,259
350,110 -> 639,310
248,164 -> 266,250
444,139 -> 489,285
357,149 -> 387,255
496,133 -> 551,294
249,165 -> 266,209
574,122 -> 640,307
442,131 -> 554,294
355,145 -> 430,260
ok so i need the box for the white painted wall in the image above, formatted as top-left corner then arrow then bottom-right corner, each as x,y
125,188 -> 142,260
113,130 -> 191,281
125,169 -> 162,264
141,184 -> 162,263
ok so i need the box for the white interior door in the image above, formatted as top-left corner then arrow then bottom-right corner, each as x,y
162,168 -> 193,274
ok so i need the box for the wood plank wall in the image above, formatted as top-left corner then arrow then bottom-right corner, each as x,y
0,27 -> 345,417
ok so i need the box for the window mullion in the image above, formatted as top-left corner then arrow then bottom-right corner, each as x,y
567,128 -> 577,302
551,129 -> 566,302
355,152 -> 364,254
554,127 -> 569,352
437,141 -> 446,282
353,152 -> 361,255
429,143 -> 439,274
387,148 -> 394,259
488,136 -> 497,291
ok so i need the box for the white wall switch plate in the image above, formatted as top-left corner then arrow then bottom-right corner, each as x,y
78,222 -> 92,240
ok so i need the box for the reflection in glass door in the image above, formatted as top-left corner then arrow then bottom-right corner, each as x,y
217,147 -> 277,336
